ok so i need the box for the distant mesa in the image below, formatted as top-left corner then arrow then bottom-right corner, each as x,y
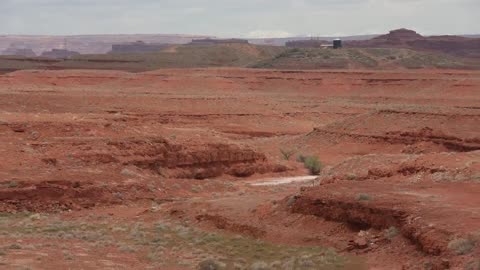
347,28 -> 426,47
285,39 -> 342,49
110,41 -> 171,54
41,49 -> 80,59
374,28 -> 424,41
286,39 -> 330,48
188,38 -> 249,45
347,28 -> 480,58
1,47 -> 36,57
0,34 -> 214,55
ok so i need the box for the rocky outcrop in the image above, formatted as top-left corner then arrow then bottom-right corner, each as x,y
347,28 -> 480,58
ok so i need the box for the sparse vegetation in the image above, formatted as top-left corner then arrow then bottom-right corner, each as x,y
251,47 -> 480,70
7,244 -> 22,250
7,181 -> 18,188
63,251 -> 74,260
346,173 -> 357,181
191,186 -> 202,193
384,226 -> 399,239
296,154 -> 307,163
356,194 -> 372,201
448,237 -> 476,255
347,50 -> 378,67
198,259 -> 225,270
118,244 -> 137,253
0,213 -> 355,269
250,261 -> 269,270
303,156 -> 323,175
287,195 -> 299,207
295,154 -> 323,175
466,259 -> 480,270
280,149 -> 295,160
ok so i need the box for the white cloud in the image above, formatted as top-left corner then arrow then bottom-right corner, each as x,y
0,0 -> 478,35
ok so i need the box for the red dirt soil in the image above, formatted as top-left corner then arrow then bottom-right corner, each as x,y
0,68 -> 479,269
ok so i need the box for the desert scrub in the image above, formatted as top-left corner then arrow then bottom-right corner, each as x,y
7,243 -> 22,250
63,251 -> 74,260
346,173 -> 357,181
150,222 -> 354,269
280,149 -> 295,161
118,244 -> 137,253
448,237 -> 476,255
4,181 -> 19,188
346,50 -> 378,68
0,214 -> 359,269
191,186 -> 202,193
356,194 -> 371,201
303,156 -> 323,175
466,259 -> 480,270
296,154 -> 307,163
363,48 -> 395,57
384,227 -> 399,239
198,259 -> 226,270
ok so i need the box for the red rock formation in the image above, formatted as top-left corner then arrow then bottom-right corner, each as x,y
347,28 -> 480,58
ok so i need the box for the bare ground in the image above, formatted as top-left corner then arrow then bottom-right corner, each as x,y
0,68 -> 479,269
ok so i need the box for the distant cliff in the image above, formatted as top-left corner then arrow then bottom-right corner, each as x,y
41,49 -> 80,59
110,41 -> 170,54
0,34 -> 212,55
347,29 -> 480,58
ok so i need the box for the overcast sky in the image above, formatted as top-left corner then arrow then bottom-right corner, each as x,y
0,0 -> 479,37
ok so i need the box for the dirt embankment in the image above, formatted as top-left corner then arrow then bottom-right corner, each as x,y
313,114 -> 480,152
281,148 -> 480,268
288,179 -> 480,269
0,123 -> 286,212
0,180 -> 159,212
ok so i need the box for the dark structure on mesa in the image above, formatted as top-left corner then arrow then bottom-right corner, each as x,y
333,39 -> 343,49
188,38 -> 249,45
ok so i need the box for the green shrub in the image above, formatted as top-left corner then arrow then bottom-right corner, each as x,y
303,156 -> 323,175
